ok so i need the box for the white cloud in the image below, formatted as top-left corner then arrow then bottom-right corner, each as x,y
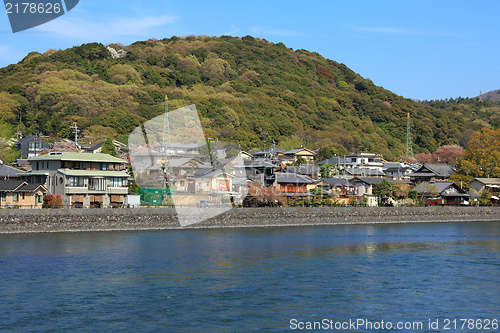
36,14 -> 178,42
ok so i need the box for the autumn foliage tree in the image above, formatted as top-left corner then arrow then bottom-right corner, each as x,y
458,128 -> 500,177
243,183 -> 287,207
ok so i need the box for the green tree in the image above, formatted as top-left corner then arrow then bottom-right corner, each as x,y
372,179 -> 399,206
320,164 -> 333,178
101,138 -> 118,157
0,121 -> 19,163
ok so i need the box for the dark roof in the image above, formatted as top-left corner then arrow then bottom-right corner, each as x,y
384,166 -> 410,173
252,147 -> 286,156
202,169 -> 233,179
17,135 -> 45,145
275,172 -> 316,184
194,167 -> 214,177
0,165 -> 23,178
350,177 -> 385,185
19,183 -> 47,192
0,180 -> 25,191
345,168 -> 386,177
87,142 -> 105,151
413,181 -> 466,195
321,178 -> 353,187
413,163 -> 455,178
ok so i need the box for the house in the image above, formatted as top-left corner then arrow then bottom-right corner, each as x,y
413,181 -> 468,206
469,178 -> 500,194
383,162 -> 412,179
238,151 -> 253,160
234,160 -> 278,187
85,141 -> 105,154
0,164 -> 22,180
85,139 -> 128,154
16,135 -> 50,159
172,167 -> 237,206
275,172 -> 317,195
349,177 -> 385,206
252,147 -> 286,160
317,178 -> 357,204
345,153 -> 384,171
344,167 -> 386,178
0,180 -> 47,208
22,152 -> 129,208
286,164 -> 321,179
153,143 -> 202,158
317,157 -> 347,167
410,163 -> 455,183
279,148 -> 316,165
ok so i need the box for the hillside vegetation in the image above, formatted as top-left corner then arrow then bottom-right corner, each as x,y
0,35 -> 498,160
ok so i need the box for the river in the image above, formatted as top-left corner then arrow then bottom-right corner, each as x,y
0,221 -> 499,332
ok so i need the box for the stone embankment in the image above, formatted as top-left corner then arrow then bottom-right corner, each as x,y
0,206 -> 499,234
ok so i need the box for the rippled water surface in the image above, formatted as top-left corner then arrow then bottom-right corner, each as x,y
1,222 -> 499,332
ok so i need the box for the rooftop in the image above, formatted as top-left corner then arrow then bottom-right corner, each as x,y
29,152 -> 126,164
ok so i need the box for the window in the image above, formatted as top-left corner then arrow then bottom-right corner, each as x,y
13,193 -> 18,202
198,181 -> 203,189
109,178 -> 123,187
89,178 -> 106,191
1,193 -> 6,201
101,163 -> 108,170
69,177 -> 85,187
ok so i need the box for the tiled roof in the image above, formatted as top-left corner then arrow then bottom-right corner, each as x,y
0,180 -> 25,191
322,178 -> 353,186
276,172 -> 315,184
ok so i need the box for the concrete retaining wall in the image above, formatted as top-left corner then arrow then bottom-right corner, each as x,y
0,206 -> 499,233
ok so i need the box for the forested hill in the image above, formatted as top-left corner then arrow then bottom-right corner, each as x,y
1,35 -> 498,160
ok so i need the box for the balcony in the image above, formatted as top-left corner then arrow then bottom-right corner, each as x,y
65,186 -> 88,194
107,186 -> 128,195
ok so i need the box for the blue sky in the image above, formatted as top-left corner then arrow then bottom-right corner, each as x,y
0,0 -> 498,100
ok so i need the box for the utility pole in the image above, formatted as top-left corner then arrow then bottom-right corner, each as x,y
162,95 -> 171,205
162,95 -> 170,149
71,122 -> 80,152
405,113 -> 414,158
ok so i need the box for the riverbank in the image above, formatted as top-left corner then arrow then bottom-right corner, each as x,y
1,206 -> 499,234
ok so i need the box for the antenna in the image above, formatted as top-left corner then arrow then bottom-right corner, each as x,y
405,113 -> 414,158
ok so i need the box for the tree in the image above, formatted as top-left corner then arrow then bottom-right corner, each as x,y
448,174 -> 474,191
419,184 -> 439,201
101,138 -> 118,157
320,164 -> 332,178
458,128 -> 500,177
0,122 -> 19,163
433,145 -> 465,165
372,179 -> 399,206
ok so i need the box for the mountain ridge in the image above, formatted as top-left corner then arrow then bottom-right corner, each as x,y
0,35 -> 498,161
